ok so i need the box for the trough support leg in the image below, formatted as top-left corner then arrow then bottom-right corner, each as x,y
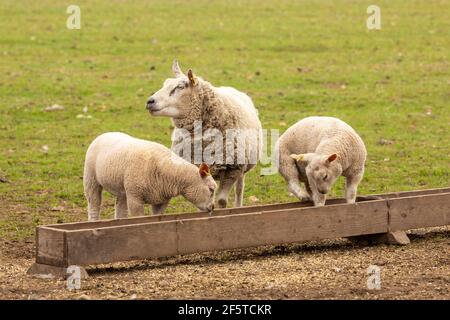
348,230 -> 410,246
377,230 -> 411,245
27,263 -> 89,279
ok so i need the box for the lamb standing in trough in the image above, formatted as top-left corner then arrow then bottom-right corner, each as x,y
83,132 -> 216,221
145,61 -> 262,208
276,116 -> 367,206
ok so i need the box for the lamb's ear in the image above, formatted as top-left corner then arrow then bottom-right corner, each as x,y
290,153 -> 313,164
187,69 -> 198,86
327,154 -> 338,163
172,60 -> 183,78
199,163 -> 211,178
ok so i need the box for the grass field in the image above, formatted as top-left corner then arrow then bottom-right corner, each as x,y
0,0 -> 449,243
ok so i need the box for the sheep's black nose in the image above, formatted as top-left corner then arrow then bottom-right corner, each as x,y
146,97 -> 155,110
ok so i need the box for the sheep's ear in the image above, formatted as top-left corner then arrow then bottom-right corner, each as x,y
199,163 -> 211,178
327,154 -> 338,163
172,60 -> 183,77
187,69 -> 198,86
290,153 -> 312,163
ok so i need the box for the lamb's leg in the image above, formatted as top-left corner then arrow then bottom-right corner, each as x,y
152,201 -> 169,215
84,178 -> 102,221
114,194 -> 128,219
234,174 -> 245,207
312,193 -> 326,206
288,180 -> 310,200
345,173 -> 363,204
309,184 -> 326,207
126,195 -> 145,217
303,180 -> 313,200
279,154 -> 309,200
216,172 -> 237,208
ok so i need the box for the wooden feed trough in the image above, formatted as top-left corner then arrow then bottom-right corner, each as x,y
28,188 -> 450,278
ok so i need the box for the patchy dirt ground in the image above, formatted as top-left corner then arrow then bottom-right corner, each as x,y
0,226 -> 448,300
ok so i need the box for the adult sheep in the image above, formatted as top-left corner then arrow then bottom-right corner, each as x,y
146,61 -> 262,208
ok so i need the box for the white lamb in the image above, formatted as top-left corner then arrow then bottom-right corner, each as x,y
276,116 -> 367,206
145,61 -> 262,208
83,132 -> 216,221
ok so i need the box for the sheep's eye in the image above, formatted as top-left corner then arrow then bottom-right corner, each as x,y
209,187 -> 215,195
169,84 -> 185,96
323,174 -> 328,181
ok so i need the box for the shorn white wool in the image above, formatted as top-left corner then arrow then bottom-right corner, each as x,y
83,132 -> 216,221
276,116 -> 367,206
146,61 -> 262,208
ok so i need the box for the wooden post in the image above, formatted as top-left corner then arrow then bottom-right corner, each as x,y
348,230 -> 410,245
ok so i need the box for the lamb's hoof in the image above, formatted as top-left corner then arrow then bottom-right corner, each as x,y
300,193 -> 311,200
217,199 -> 227,208
300,197 -> 312,203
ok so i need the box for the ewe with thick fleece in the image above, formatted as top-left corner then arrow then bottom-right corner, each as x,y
146,61 -> 262,208
84,132 -> 216,221
277,116 -> 367,206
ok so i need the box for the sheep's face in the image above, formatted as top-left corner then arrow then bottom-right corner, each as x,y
146,77 -> 193,118
185,163 -> 217,213
146,61 -> 198,119
291,153 -> 341,195
194,174 -> 217,213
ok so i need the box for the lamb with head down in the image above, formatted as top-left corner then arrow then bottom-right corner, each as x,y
83,132 -> 216,221
276,116 -> 367,206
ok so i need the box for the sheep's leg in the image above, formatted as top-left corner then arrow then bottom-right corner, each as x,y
126,196 -> 145,217
152,201 -> 169,215
234,174 -> 245,207
309,184 -> 326,207
288,180 -> 310,200
279,155 -> 309,200
84,179 -> 103,221
114,194 -> 128,219
280,163 -> 311,201
345,173 -> 363,204
312,192 -> 326,207
303,180 -> 313,200
216,173 -> 237,208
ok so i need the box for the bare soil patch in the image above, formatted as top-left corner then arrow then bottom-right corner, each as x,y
0,227 -> 448,300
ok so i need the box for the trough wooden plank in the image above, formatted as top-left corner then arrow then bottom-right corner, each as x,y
45,187 -> 450,231
64,220 -> 178,266
45,200 -> 317,231
388,192 -> 450,231
176,200 -> 388,255
375,187 -> 450,199
60,200 -> 388,265
35,227 -> 67,267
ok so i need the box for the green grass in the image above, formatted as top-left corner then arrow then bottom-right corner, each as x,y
0,0 -> 449,240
